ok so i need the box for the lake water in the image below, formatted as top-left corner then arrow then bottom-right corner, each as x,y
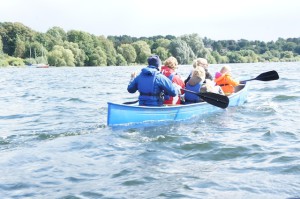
0,62 -> 300,199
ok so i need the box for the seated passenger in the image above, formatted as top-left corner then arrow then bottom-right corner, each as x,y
184,67 -> 206,104
184,58 -> 213,85
127,55 -> 178,106
214,65 -> 240,96
161,57 -> 185,105
200,79 -> 224,95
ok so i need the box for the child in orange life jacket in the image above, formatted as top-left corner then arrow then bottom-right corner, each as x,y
184,67 -> 206,103
161,57 -> 185,105
214,65 -> 240,96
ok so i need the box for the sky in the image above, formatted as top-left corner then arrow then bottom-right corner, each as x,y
1,0 -> 299,41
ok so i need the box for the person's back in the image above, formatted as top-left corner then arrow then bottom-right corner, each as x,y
161,57 -> 185,105
127,55 -> 177,106
215,65 -> 239,95
184,67 -> 206,104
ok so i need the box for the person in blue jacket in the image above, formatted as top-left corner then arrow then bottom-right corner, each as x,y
184,67 -> 206,104
127,55 -> 177,106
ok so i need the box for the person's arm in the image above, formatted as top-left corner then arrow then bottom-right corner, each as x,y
173,75 -> 185,94
127,74 -> 138,93
184,74 -> 191,85
205,70 -> 213,80
158,75 -> 177,97
227,77 -> 240,87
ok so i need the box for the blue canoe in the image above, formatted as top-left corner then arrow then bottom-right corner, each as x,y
107,83 -> 248,126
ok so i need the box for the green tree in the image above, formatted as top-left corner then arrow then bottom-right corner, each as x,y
0,35 -> 3,53
63,41 -> 85,66
294,45 -> 300,55
280,51 -> 293,59
212,41 -> 222,52
7,57 -> 25,66
97,36 -> 117,66
0,22 -> 35,56
132,41 -> 151,64
24,41 -> 48,63
45,26 -> 67,49
180,33 -> 206,58
14,36 -> 26,58
169,38 -> 195,64
116,54 -> 127,66
226,51 -> 245,63
282,42 -> 297,52
48,45 -> 75,66
47,27 -> 67,42
153,47 -> 169,62
88,46 -> 107,66
117,44 -> 137,64
151,38 -> 171,51
237,39 -> 250,49
211,51 -> 228,64
0,54 -> 9,66
67,30 -> 94,65
238,50 -> 258,63
206,53 -> 217,64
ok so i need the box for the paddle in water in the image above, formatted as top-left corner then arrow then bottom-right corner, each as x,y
241,70 -> 279,82
182,89 -> 229,109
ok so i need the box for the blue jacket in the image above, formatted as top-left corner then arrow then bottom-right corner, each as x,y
184,82 -> 202,103
127,66 -> 177,106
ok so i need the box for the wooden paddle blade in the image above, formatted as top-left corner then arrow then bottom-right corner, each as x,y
255,70 -> 279,81
123,100 -> 139,105
199,92 -> 229,109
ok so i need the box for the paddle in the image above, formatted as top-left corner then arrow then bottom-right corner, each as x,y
241,70 -> 279,82
123,100 -> 139,105
182,89 -> 229,109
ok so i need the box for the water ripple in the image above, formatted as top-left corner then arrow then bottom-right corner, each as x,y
1,65 -> 300,198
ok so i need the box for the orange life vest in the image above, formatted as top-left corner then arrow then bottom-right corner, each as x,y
215,73 -> 239,95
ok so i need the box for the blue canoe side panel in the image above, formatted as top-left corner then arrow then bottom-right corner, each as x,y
107,83 -> 248,126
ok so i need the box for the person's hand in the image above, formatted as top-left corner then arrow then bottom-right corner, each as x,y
131,71 -> 137,79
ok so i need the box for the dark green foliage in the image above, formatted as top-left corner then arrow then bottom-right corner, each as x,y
0,22 -> 300,67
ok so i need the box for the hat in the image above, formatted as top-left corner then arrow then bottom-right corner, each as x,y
215,72 -> 222,79
147,55 -> 161,68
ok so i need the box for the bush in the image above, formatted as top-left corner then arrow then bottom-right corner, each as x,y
7,57 -> 25,66
0,59 -> 9,67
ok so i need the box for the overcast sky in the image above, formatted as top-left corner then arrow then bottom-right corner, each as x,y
1,0 -> 299,41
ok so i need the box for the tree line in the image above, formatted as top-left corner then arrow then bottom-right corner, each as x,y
0,22 -> 300,67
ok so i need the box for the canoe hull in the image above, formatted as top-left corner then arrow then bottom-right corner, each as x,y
107,84 -> 248,126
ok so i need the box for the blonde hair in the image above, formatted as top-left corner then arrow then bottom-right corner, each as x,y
220,65 -> 231,74
192,58 -> 208,69
164,56 -> 178,69
192,67 -> 205,80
